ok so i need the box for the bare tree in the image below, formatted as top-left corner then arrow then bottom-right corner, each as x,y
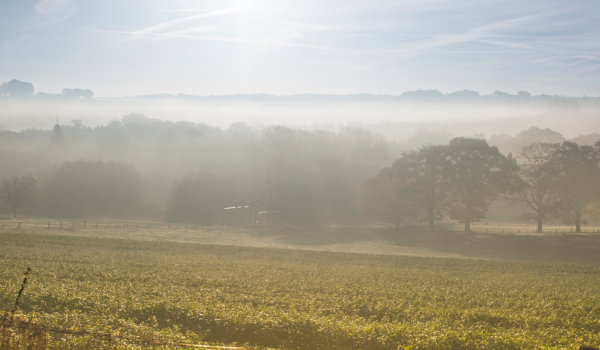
0,176 -> 37,218
511,142 -> 560,233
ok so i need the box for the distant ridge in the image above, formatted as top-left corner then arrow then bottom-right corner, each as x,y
1,78 -> 599,104
107,90 -> 600,105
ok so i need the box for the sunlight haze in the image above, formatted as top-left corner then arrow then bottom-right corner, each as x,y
2,0 -> 599,96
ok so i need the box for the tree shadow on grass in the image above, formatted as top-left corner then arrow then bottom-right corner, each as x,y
241,226 -> 600,265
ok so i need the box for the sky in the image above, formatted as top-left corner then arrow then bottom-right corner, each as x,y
1,0 -> 600,97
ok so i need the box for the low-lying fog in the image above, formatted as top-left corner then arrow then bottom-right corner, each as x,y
1,93 -> 598,139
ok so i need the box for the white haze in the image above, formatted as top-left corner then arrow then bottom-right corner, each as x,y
4,97 -> 597,139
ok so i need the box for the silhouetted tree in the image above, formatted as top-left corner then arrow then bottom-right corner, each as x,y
361,166 -> 412,228
442,138 -> 517,232
167,171 -> 236,225
553,141 -> 600,232
0,175 -> 38,217
392,145 -> 448,230
0,80 -> 34,98
43,160 -> 146,218
510,142 -> 561,233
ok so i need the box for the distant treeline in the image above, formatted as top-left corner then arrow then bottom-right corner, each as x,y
2,79 -> 599,107
1,114 -> 600,230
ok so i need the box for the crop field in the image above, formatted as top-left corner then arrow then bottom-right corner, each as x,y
1,231 -> 600,349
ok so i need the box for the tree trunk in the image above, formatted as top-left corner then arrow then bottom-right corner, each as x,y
575,209 -> 581,233
537,216 -> 543,233
429,215 -> 434,231
464,219 -> 470,232
13,207 -> 17,218
395,199 -> 401,230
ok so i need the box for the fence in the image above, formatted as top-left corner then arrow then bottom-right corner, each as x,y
0,220 -> 599,234
1,313 -> 246,350
0,220 -> 219,230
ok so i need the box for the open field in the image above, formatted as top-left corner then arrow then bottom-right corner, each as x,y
2,220 -> 600,265
1,230 -> 600,349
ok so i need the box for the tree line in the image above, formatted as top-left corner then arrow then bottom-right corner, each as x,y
0,126 -> 389,226
2,121 -> 600,232
362,138 -> 600,232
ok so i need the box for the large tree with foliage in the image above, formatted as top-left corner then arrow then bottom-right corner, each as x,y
442,138 -> 517,232
553,141 -> 600,232
393,145 -> 448,230
510,142 -> 561,233
362,145 -> 448,230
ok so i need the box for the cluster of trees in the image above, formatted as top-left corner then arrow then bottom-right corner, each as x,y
363,138 -> 600,232
0,79 -> 93,99
3,113 -> 600,231
0,125 -> 390,225
0,160 -> 153,218
166,126 -> 389,226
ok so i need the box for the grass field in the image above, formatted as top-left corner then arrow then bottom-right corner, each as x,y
1,229 -> 600,349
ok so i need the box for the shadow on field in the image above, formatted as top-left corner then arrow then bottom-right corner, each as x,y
385,230 -> 600,265
241,227 -> 600,265
5,222 -> 600,265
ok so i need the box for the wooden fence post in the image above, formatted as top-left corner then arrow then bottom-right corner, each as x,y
18,222 -> 20,228
47,222 -> 50,228
60,222 -> 63,228
84,221 -> 86,228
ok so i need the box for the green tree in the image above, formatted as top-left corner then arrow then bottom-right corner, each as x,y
442,138 -> 517,232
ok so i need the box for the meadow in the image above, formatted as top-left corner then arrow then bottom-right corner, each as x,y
1,230 -> 600,349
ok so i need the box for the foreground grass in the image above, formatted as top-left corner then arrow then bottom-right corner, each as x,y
0,232 -> 599,349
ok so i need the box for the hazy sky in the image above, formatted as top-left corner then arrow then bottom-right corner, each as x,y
1,0 -> 599,97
